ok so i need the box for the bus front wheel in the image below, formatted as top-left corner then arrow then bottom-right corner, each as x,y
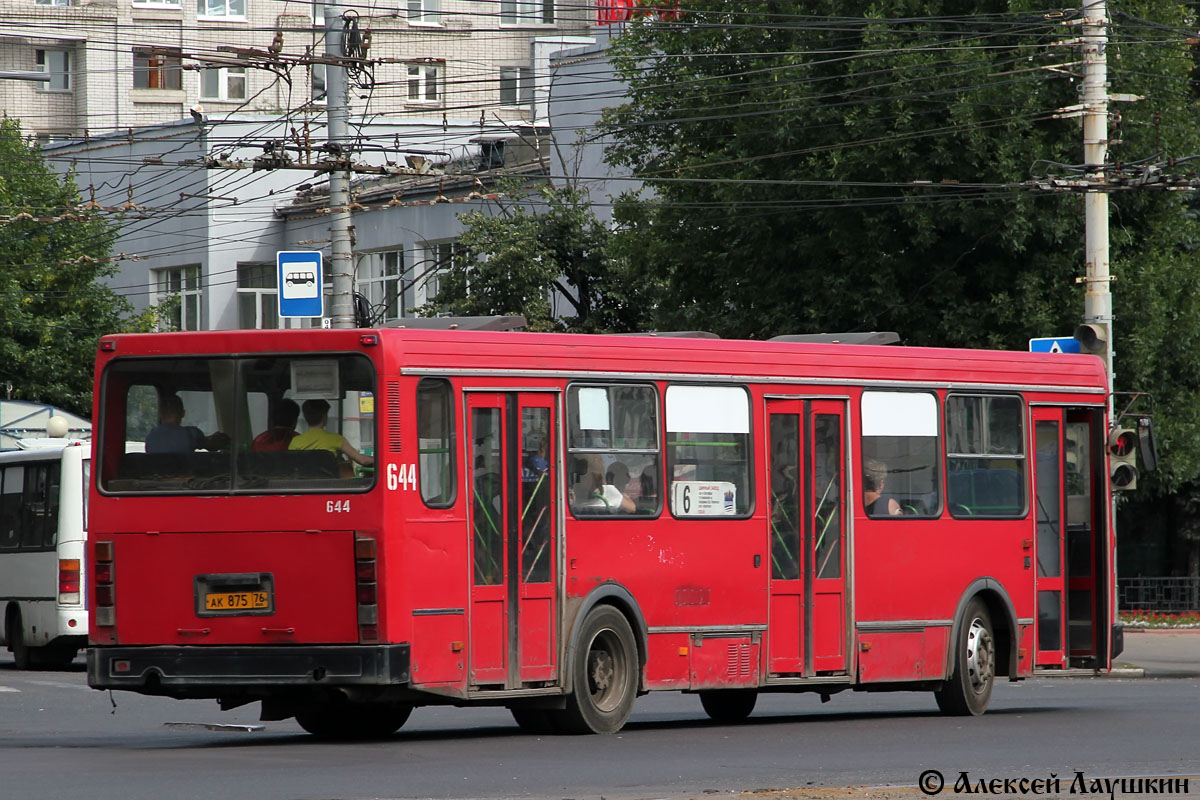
553,605 -> 639,734
699,689 -> 758,723
294,702 -> 412,739
935,598 -> 995,716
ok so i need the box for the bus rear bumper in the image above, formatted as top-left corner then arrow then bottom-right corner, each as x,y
87,644 -> 410,693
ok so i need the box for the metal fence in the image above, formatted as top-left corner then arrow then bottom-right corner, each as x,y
1118,577 -> 1200,613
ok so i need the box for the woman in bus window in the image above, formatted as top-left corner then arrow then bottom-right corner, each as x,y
863,458 -> 902,517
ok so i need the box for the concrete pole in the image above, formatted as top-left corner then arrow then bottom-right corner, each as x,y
1082,0 -> 1113,417
325,0 -> 356,328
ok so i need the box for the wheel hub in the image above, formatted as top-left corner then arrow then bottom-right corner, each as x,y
965,616 -> 994,693
589,649 -> 613,693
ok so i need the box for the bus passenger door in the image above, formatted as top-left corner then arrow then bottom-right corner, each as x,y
809,400 -> 847,673
467,394 -> 508,686
1032,408 -> 1066,668
467,392 -> 558,690
767,400 -> 804,675
766,398 -> 849,678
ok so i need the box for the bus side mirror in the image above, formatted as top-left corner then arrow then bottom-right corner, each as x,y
1138,418 -> 1158,473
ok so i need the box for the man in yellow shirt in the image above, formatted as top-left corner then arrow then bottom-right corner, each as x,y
289,399 -> 374,467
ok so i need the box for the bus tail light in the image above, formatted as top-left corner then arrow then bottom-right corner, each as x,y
58,559 -> 81,605
355,534 -> 379,643
94,540 -> 115,627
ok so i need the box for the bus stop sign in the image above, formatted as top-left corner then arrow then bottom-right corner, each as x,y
1029,336 -> 1081,354
278,251 -> 323,319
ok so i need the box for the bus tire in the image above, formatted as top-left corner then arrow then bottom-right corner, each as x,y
935,598 -> 995,716
553,605 -> 638,734
699,689 -> 757,723
295,702 -> 412,739
510,708 -> 557,735
6,609 -> 32,670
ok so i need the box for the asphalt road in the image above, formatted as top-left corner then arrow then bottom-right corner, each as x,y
1,644 -> 1198,800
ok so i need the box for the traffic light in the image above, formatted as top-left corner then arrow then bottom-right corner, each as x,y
1074,323 -> 1108,356
1108,428 -> 1139,490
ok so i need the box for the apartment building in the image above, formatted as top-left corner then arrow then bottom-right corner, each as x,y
0,0 -> 594,141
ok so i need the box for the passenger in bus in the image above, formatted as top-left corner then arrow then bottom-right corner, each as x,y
288,399 -> 374,467
146,394 -> 227,454
573,454 -> 635,513
863,458 -> 902,517
251,398 -> 300,452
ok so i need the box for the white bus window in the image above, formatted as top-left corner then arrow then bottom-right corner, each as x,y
666,385 -> 752,518
861,391 -> 940,518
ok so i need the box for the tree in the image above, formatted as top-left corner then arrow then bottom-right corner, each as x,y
425,180 -> 658,332
0,118 -> 149,416
603,1 -> 1200,493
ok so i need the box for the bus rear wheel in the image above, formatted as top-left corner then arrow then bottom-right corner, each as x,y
552,605 -> 638,734
6,609 -> 32,670
699,689 -> 758,723
294,702 -> 412,739
935,598 -> 995,716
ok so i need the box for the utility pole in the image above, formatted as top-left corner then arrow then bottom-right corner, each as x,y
1079,0 -> 1113,418
325,0 -> 356,328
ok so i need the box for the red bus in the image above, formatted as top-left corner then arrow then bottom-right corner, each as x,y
86,327 -> 1120,737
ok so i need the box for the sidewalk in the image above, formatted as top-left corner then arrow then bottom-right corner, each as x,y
1116,628 -> 1200,678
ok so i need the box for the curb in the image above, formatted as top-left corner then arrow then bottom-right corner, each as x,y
1107,667 -> 1145,678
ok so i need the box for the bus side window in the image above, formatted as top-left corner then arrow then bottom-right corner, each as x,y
860,391 -> 941,519
21,464 -> 47,549
44,463 -> 61,548
665,385 -> 752,518
0,466 -> 20,550
946,395 -> 1026,518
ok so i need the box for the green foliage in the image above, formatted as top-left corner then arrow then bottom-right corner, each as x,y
604,0 -> 1200,492
424,180 -> 660,332
0,118 -> 150,416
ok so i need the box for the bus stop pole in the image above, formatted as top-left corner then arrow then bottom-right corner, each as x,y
325,0 -> 356,329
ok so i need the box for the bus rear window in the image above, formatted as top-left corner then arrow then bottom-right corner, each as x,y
98,354 -> 376,495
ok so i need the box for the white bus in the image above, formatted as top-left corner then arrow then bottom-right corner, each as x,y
0,440 -> 90,669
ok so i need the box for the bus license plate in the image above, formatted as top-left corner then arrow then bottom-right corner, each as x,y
204,591 -> 270,612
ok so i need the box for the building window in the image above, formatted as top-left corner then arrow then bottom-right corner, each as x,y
237,262 -> 278,329
357,250 -> 402,323
153,266 -> 201,331
946,394 -> 1025,518
501,0 -> 554,25
133,0 -> 182,7
35,49 -> 71,92
406,63 -> 440,103
311,62 -> 326,103
499,66 -> 532,107
201,67 -> 247,101
665,385 -> 751,517
406,0 -> 438,24
567,384 -> 660,517
34,0 -> 73,6
860,391 -> 940,518
414,241 -> 458,308
133,48 -> 182,90
311,0 -> 324,26
199,0 -> 245,17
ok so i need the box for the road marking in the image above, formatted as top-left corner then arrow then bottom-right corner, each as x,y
25,679 -> 91,691
0,686 -> 20,693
